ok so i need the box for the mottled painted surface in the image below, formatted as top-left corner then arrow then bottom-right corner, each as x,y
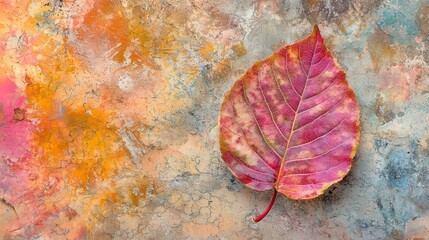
0,0 -> 428,239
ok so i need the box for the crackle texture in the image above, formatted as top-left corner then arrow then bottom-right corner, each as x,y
0,0 -> 428,239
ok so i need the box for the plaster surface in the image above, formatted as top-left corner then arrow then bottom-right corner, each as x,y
0,0 -> 428,239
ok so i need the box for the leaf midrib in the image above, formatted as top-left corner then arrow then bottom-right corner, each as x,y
274,39 -> 319,190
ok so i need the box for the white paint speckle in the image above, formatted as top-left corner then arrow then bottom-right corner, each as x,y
118,74 -> 134,92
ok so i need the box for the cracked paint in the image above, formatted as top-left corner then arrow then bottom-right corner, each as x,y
0,0 -> 428,239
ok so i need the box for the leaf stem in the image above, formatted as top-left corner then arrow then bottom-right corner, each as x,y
253,189 -> 278,222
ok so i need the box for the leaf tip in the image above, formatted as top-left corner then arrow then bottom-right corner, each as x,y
312,25 -> 321,36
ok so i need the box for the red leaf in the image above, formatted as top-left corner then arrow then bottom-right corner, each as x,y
219,26 -> 360,222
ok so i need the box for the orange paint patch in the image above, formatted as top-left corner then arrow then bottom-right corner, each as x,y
128,178 -> 158,206
26,54 -> 128,188
367,28 -> 404,72
201,42 -> 216,61
80,0 -> 129,63
78,0 -> 158,68
0,0 -> 247,237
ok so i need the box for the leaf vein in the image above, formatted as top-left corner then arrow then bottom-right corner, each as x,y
275,36 -> 319,188
284,50 -> 301,97
285,141 -> 347,164
294,94 -> 346,132
297,89 -> 341,116
269,63 -> 296,112
303,71 -> 341,102
225,147 -> 275,178
282,161 -> 348,178
257,66 -> 289,141
221,122 -> 277,173
288,118 -> 346,150
241,81 -> 284,159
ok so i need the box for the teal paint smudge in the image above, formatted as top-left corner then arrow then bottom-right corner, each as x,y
376,0 -> 424,43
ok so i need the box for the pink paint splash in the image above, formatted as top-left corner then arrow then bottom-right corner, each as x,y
0,78 -> 34,194
0,77 -> 33,161
16,34 -> 39,65
0,77 -> 67,238
0,77 -> 33,234
379,63 -> 426,102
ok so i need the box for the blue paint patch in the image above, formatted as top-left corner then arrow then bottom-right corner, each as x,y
377,0 -> 423,43
374,138 -> 388,153
376,197 -> 395,234
356,219 -> 370,229
384,149 -> 414,190
374,147 -> 422,235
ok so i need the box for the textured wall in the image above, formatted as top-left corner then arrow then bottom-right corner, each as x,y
0,0 -> 428,239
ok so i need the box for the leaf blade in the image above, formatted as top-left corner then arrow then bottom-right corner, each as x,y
219,25 -> 360,208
